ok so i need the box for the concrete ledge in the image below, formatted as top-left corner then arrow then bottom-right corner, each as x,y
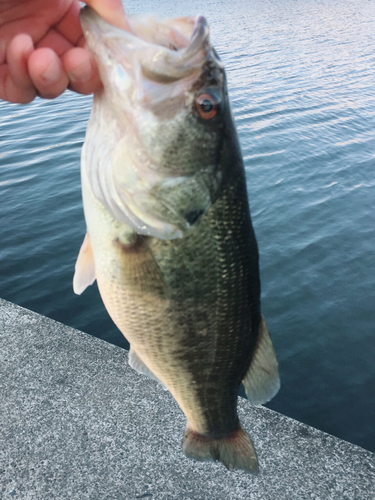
0,298 -> 374,499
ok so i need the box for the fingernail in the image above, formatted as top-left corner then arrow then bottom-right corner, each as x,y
41,59 -> 61,83
69,59 -> 93,84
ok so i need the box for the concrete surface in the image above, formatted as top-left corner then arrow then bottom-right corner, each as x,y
0,298 -> 374,499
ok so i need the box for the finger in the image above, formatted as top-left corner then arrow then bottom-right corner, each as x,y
54,0 -> 83,45
0,65 -> 36,104
84,0 -> 131,30
28,47 -> 69,99
63,47 -> 102,95
36,29 -> 73,57
5,34 -> 36,103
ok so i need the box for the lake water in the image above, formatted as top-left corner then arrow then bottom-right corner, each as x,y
1,0 -> 374,453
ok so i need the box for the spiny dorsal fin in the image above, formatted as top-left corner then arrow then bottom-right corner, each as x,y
73,233 -> 96,295
128,347 -> 167,390
242,316 -> 280,405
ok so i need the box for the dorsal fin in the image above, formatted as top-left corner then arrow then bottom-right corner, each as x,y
73,233 -> 96,295
242,317 -> 280,405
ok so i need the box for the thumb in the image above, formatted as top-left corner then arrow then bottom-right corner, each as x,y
83,0 -> 131,30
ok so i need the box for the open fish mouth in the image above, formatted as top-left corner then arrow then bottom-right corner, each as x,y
80,8 -> 212,91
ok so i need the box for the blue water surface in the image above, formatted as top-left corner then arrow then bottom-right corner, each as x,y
1,0 -> 374,452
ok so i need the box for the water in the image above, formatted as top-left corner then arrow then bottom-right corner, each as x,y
1,0 -> 374,453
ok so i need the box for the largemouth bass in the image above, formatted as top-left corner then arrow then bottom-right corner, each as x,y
75,6 -> 280,473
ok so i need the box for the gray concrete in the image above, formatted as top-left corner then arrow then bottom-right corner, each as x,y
0,298 -> 374,500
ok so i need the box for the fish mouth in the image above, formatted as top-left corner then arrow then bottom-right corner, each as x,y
80,7 -> 211,86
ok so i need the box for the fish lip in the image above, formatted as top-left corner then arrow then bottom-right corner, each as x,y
80,6 -> 209,48
80,6 -> 108,35
182,15 -> 210,59
80,6 -> 210,68
79,6 -> 133,51
80,7 -> 214,98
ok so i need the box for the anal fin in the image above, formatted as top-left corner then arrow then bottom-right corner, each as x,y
73,233 -> 96,295
129,347 -> 167,390
242,316 -> 280,405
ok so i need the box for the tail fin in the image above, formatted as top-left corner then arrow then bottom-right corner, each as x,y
182,424 -> 259,474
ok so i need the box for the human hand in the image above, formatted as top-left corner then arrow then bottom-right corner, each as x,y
0,0 -> 129,103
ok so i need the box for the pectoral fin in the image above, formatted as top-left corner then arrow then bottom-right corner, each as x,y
73,233 -> 96,295
242,317 -> 280,405
129,347 -> 167,390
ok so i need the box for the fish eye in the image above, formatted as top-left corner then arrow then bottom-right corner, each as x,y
196,93 -> 218,120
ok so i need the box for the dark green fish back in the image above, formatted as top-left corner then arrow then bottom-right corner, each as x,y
147,153 -> 261,436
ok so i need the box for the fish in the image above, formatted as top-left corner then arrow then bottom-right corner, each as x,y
75,6 -> 280,473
